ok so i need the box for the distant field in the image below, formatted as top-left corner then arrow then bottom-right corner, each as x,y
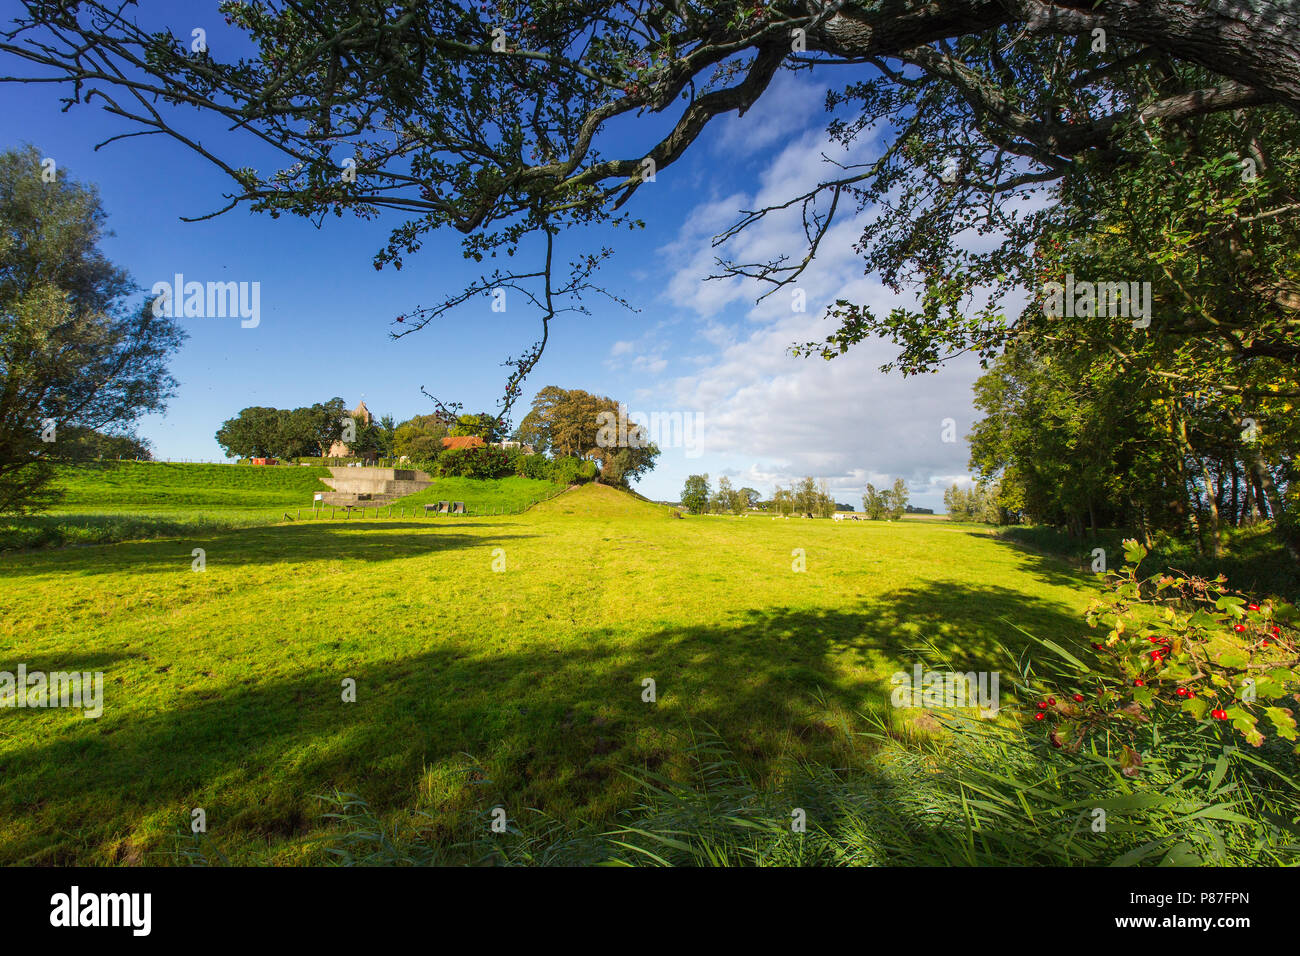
0,483 -> 1096,864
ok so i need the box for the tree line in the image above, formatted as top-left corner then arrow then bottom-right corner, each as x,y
679,475 -> 911,519
213,385 -> 661,489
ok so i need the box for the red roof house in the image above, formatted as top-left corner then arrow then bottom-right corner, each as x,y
441,435 -> 486,451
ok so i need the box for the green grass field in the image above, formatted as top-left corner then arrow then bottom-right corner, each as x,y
0,463 -> 563,550
0,467 -> 1100,864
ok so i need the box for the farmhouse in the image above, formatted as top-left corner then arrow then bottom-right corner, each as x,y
442,435 -> 485,450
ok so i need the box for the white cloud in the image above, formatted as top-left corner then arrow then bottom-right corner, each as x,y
640,123 -> 983,504
712,73 -> 827,156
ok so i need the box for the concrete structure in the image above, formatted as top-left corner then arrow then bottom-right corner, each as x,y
319,465 -> 431,507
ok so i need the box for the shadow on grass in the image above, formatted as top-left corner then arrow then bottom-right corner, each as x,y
0,650 -> 140,673
985,523 -> 1300,600
0,522 -> 538,577
0,580 -> 1083,864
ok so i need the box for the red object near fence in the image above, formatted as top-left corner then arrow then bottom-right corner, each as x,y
251,457 -> 278,465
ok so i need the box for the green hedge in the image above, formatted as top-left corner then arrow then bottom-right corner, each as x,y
434,447 -> 597,484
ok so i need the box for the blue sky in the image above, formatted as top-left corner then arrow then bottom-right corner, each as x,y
1,2 -> 982,507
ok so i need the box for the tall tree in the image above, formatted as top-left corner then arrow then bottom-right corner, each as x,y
0,146 -> 183,512
711,476 -> 741,514
681,474 -> 710,515
376,414 -> 397,459
516,386 -> 658,484
215,407 -> 283,460
6,2 -> 1298,407
887,478 -> 909,520
862,483 -> 886,520
394,413 -> 450,460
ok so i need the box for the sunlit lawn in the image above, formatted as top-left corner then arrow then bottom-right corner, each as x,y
1,464 -> 561,549
0,484 -> 1097,864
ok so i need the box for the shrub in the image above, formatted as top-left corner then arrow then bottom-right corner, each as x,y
436,446 -> 513,479
551,457 -> 598,484
1021,540 -> 1298,755
517,454 -> 551,481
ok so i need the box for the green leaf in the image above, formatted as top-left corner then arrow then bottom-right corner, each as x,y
1215,596 -> 1246,615
1264,707 -> 1298,741
1122,540 -> 1147,565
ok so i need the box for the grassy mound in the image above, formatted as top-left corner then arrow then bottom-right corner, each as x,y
530,481 -> 676,520
393,475 -> 562,515
3,461 -> 332,550
49,461 -> 332,510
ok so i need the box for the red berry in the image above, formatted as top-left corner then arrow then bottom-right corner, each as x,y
1134,679 -> 1145,687
1248,604 -> 1259,611
1176,687 -> 1188,697
1272,626 -> 1281,637
1034,712 -> 1046,721
1233,624 -> 1246,633
1047,697 -> 1056,705
1072,694 -> 1084,703
1037,701 -> 1048,709
1212,709 -> 1228,720
1262,640 -> 1270,647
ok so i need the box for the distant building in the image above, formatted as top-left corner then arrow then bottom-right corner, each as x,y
491,440 -> 535,454
441,435 -> 486,451
326,400 -> 374,458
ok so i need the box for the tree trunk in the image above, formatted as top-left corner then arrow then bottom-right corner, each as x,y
1230,466 -> 1240,527
1243,440 -> 1300,561
818,1 -> 1300,113
1173,413 -> 1220,558
1198,458 -> 1223,559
